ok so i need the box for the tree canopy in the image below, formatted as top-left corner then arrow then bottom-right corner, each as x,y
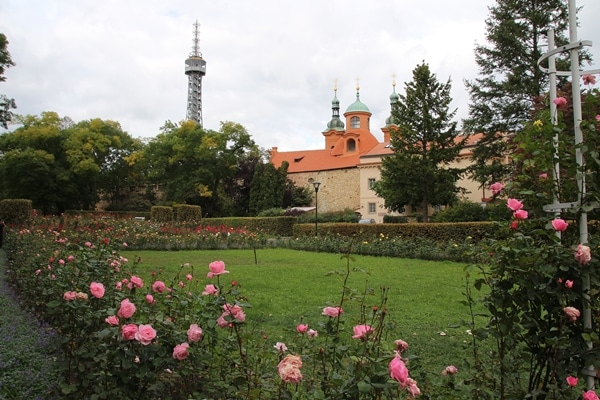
0,33 -> 16,129
374,62 -> 464,222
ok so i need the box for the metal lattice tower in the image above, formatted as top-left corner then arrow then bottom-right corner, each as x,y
185,20 -> 206,126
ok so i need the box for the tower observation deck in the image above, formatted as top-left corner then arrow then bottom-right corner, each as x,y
185,21 -> 206,126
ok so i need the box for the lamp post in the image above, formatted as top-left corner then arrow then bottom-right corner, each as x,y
311,181 -> 321,236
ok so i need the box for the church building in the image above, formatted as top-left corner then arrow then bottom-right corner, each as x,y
269,84 -> 485,222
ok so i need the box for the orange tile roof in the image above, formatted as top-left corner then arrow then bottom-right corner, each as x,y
271,148 -> 362,173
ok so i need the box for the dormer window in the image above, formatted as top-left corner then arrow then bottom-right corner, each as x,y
347,139 -> 356,152
351,116 -> 360,129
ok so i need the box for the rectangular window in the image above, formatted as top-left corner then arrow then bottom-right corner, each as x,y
368,202 -> 376,213
368,178 -> 376,189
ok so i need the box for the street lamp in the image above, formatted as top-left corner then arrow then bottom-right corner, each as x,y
311,181 -> 321,236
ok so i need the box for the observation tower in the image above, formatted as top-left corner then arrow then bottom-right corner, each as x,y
185,21 -> 206,126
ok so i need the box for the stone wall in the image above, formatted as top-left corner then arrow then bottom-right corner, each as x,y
288,168 -> 360,213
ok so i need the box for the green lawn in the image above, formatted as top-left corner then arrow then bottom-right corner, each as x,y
121,248 -> 485,373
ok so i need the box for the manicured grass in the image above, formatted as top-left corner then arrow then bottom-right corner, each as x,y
122,248 -> 485,374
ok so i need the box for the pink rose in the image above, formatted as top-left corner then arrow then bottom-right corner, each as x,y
278,354 -> 303,384
67,255 -> 75,262
322,306 -> 343,318
223,304 -> 246,322
296,324 -> 308,334
216,315 -> 231,328
389,354 -> 408,385
130,275 -> 143,288
507,198 -> 523,211
202,284 -> 219,296
307,329 -> 318,338
406,378 -> 421,396
117,298 -> 136,319
566,375 -> 578,387
151,280 -> 166,293
490,182 -> 504,195
551,218 -> 568,232
89,282 -> 105,299
63,291 -> 77,301
596,114 -> 600,122
351,324 -> 373,339
395,339 -> 409,352
563,306 -> 581,322
115,281 -> 122,290
187,324 -> 203,343
186,274 -> 193,281
513,209 -> 528,220
173,342 -> 190,360
583,391 -> 600,400
121,323 -> 138,340
207,260 -> 229,278
274,342 -> 288,352
105,315 -> 119,326
538,172 -> 548,179
145,294 -> 155,304
135,324 -> 156,345
442,365 -> 458,375
583,74 -> 596,85
565,280 -> 574,289
575,244 -> 592,265
553,97 -> 567,108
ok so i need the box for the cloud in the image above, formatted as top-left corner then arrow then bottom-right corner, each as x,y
1,0 -> 599,151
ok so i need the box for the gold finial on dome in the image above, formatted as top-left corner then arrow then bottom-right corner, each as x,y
392,73 -> 396,89
355,77 -> 360,91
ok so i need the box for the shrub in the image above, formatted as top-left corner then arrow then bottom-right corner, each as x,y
151,206 -> 173,222
176,204 -> 202,223
432,201 -> 488,222
0,199 -> 33,225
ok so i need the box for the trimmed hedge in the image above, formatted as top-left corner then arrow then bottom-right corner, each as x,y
176,204 -> 202,223
0,199 -> 32,225
151,206 -> 173,223
202,217 -> 297,237
293,221 -> 498,241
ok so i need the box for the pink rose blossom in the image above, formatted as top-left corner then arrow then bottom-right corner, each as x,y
117,298 -> 136,319
223,304 -> 246,322
145,294 -> 155,304
89,282 -> 105,299
186,274 -> 193,281
389,354 -> 409,385
63,291 -> 77,301
187,324 -> 203,343
513,209 -> 528,220
564,306 -> 581,322
538,172 -> 548,179
135,324 -> 157,345
351,324 -> 374,339
307,329 -> 318,338
35,269 -> 41,276
566,375 -> 578,387
216,315 -> 231,328
121,323 -> 138,340
207,260 -> 229,278
575,244 -> 592,265
395,339 -> 409,352
58,259 -> 65,265
553,97 -> 567,108
67,255 -> 75,262
115,281 -> 122,290
490,182 -> 504,195
278,354 -> 303,384
173,342 -> 190,360
583,391 -> 600,400
583,74 -> 596,85
178,281 -> 185,288
296,324 -> 308,334
322,306 -> 343,318
507,198 -> 523,211
406,378 -> 421,396
442,365 -> 458,375
274,342 -> 288,352
105,315 -> 119,326
85,241 -> 92,248
596,114 -> 600,122
551,218 -> 568,232
202,284 -> 219,296
130,275 -> 143,288
565,280 -> 574,289
152,280 -> 166,293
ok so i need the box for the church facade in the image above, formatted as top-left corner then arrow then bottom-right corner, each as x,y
269,85 -> 485,222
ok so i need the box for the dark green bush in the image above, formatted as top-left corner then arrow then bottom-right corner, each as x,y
151,206 -> 173,222
383,215 -> 408,223
0,199 -> 32,225
176,204 -> 202,223
432,200 -> 489,222
297,209 -> 359,224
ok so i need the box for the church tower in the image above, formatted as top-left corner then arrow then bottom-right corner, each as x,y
185,21 -> 207,126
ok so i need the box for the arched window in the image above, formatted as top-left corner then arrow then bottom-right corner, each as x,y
351,116 -> 360,128
347,139 -> 356,152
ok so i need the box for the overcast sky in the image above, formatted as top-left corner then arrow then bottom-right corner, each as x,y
1,1 -> 599,151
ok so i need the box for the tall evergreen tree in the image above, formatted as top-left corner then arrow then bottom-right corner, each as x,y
374,62 -> 464,223
0,33 -> 16,129
463,0 -> 576,187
